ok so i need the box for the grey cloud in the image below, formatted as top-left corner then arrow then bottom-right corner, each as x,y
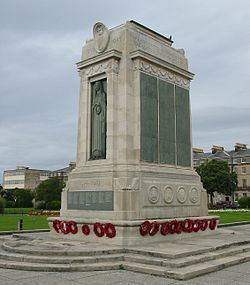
192,106 -> 250,151
1,0 -> 250,183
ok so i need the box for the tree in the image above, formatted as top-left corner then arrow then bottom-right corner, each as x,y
35,177 -> 65,209
14,189 -> 34,208
196,159 -> 237,205
0,197 -> 5,214
0,188 -> 33,208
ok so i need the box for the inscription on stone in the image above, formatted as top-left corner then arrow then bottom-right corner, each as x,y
67,191 -> 113,210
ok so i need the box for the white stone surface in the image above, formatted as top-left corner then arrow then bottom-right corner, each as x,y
55,21 -> 209,245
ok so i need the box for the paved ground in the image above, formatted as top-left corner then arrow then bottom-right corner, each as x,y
0,225 -> 249,284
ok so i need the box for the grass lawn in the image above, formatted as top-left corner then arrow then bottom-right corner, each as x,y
0,215 -> 49,231
209,211 -> 250,224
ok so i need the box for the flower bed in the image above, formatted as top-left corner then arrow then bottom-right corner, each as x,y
28,211 -> 60,216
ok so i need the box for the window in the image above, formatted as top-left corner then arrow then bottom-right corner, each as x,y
242,167 -> 246,174
243,193 -> 247,197
241,157 -> 246,163
234,193 -> 239,201
4,180 -> 25,185
242,179 -> 247,188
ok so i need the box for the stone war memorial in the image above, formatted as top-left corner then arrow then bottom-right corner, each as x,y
1,21 -> 249,280
50,20 -> 214,245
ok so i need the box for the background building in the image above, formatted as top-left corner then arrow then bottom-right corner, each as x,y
193,143 -> 250,202
2,162 -> 76,190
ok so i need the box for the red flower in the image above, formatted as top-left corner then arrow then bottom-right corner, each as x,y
104,223 -> 116,238
82,224 -> 90,235
209,218 -> 217,230
139,221 -> 152,236
68,221 -> 78,234
94,222 -> 105,237
181,219 -> 193,233
149,222 -> 160,236
160,222 -> 170,235
60,221 -> 70,234
200,219 -> 208,231
52,219 -> 60,233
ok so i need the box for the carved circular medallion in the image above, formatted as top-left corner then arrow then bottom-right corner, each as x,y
163,186 -> 174,204
189,188 -> 199,204
177,187 -> 187,204
93,22 -> 110,53
148,186 -> 159,204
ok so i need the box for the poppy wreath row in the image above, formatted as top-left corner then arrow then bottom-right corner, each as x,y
52,220 -> 116,238
139,218 -> 218,236
53,220 -> 78,234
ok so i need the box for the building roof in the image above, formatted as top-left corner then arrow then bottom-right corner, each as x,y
231,148 -> 250,158
208,151 -> 230,160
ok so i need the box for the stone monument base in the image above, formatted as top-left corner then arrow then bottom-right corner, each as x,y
1,225 -> 249,280
48,216 -> 219,246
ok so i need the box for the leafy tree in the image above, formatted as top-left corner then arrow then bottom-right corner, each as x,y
0,197 -> 5,214
196,159 -> 237,205
0,189 -> 16,207
0,188 -> 33,208
35,177 -> 65,208
14,189 -> 34,208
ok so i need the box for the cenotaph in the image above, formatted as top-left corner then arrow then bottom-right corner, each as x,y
49,21 -> 216,246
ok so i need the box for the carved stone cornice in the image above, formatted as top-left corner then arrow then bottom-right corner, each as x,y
76,49 -> 122,77
131,50 -> 194,89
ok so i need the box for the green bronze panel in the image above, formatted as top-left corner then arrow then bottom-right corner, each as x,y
175,86 -> 191,167
90,79 -> 107,160
140,73 -> 158,163
67,191 -> 113,210
159,79 -> 175,164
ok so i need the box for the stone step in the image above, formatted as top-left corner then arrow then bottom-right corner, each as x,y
123,252 -> 250,280
124,244 -> 250,268
165,252 -> 250,280
0,250 -> 124,264
1,242 -> 124,257
126,238 -> 250,259
0,259 -> 122,272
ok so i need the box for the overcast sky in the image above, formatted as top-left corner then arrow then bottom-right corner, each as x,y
1,0 -> 250,182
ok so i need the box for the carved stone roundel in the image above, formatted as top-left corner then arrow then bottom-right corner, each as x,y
189,188 -> 199,204
163,186 -> 174,204
148,186 -> 160,204
93,22 -> 110,53
177,187 -> 187,204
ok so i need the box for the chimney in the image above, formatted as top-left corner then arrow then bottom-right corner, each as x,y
211,145 -> 224,154
235,143 -> 247,152
192,148 -> 204,154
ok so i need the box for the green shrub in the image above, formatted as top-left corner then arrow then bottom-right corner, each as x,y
0,197 -> 5,214
238,197 -> 250,208
5,200 -> 15,208
46,200 -> 61,210
34,201 -> 45,210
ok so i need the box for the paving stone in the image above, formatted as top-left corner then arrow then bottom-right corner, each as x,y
224,262 -> 250,274
175,276 -> 234,285
51,271 -> 108,280
227,281 -> 250,285
0,276 -> 13,285
0,269 -> 46,280
22,275 -> 81,285
205,269 -> 249,281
